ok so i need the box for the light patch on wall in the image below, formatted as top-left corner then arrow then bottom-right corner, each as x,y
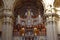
56,7 -> 60,10
43,0 -> 54,9
56,11 -> 60,16
43,0 -> 54,5
56,7 -> 60,16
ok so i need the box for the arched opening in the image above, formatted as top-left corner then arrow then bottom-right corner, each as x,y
13,0 -> 46,40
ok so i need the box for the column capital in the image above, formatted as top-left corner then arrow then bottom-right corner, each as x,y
2,8 -> 14,20
2,8 -> 14,25
45,7 -> 56,15
44,13 -> 59,23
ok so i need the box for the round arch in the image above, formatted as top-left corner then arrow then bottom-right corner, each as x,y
13,0 -> 44,17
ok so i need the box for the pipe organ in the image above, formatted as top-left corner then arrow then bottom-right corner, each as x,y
13,9 -> 46,40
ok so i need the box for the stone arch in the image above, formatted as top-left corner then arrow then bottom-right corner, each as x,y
13,0 -> 44,17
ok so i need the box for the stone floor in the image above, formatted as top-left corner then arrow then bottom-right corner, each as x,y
0,36 -> 60,40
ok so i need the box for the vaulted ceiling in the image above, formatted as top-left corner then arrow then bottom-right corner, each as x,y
54,0 -> 60,7
14,0 -> 44,18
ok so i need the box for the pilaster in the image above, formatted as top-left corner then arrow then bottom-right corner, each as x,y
45,13 -> 59,40
2,9 -> 14,40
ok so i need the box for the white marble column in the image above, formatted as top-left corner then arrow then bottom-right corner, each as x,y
45,14 -> 58,40
2,9 -> 14,40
